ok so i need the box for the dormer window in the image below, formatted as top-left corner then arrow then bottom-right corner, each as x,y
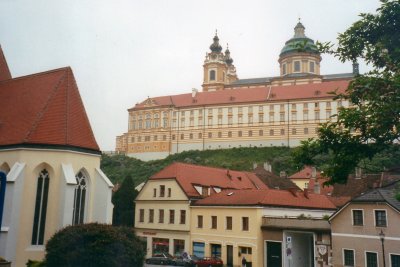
210,70 -> 216,81
294,61 -> 301,72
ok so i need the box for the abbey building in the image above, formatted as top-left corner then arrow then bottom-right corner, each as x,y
116,22 -> 356,161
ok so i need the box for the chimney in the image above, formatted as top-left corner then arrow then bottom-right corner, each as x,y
314,182 -> 320,194
352,61 -> 360,75
264,162 -> 272,172
280,171 -> 287,178
355,167 -> 362,179
311,167 -> 317,179
192,88 -> 198,98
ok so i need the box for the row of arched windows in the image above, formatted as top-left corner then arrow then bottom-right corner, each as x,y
31,168 -> 88,245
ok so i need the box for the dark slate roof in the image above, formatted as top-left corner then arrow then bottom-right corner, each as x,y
352,180 -> 400,212
322,73 -> 354,80
254,166 -> 300,190
231,77 -> 272,85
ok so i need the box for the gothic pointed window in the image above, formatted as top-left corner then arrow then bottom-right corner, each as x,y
210,70 -> 216,81
32,169 -> 50,245
72,171 -> 87,225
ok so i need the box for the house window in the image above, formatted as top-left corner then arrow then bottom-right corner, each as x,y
160,185 -> 165,197
375,210 -> 387,227
226,216 -> 232,230
159,209 -> 164,223
309,61 -> 315,73
352,210 -> 363,226
270,129 -> 274,136
211,216 -> 217,229
218,117 -> 222,126
391,254 -> 400,267
343,249 -> 355,266
190,118 -> 194,127
294,61 -> 301,72
248,106 -> 253,113
181,119 -> 185,128
228,117 -> 233,125
240,247 -> 252,255
259,115 -> 264,123
208,132 -> 212,138
153,188 -> 157,197
189,133 -> 193,139
238,115 -> 243,124
248,116 -> 253,124
228,131 -> 232,137
282,63 -> 287,75
145,114 -> 151,129
208,118 -> 213,126
315,112 -> 320,120
169,210 -> 175,224
218,108 -> 222,114
208,109 -> 213,115
149,209 -> 154,223
139,209 -> 144,223
366,252 -> 378,267
280,113 -> 285,122
238,131 -> 242,137
292,128 -> 296,135
154,135 -> 158,141
168,188 -> 171,197
198,133 -> 202,139
228,107 -> 232,113
280,129 -> 285,135
218,132 -> 222,138
181,134 -> 184,140
303,112 -> 309,121
259,130 -> 263,136
172,135 -> 176,140
248,130 -> 253,137
32,169 -> 50,245
197,215 -> 203,228
73,171 -> 87,225
180,210 -> 186,224
163,118 -> 168,128
242,217 -> 249,231
209,70 -> 216,81
304,128 -> 309,134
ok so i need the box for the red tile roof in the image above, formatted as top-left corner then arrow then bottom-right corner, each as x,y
0,46 -> 11,82
150,162 -> 268,197
131,80 -> 350,110
289,165 -> 322,179
0,67 -> 100,152
193,189 -> 337,210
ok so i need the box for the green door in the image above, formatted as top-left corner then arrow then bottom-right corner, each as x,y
266,241 -> 282,267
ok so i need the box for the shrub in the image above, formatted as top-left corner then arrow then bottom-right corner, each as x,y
45,223 -> 145,267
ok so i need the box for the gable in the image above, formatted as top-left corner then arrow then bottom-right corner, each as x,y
136,179 -> 188,201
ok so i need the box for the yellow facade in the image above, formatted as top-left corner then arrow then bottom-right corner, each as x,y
190,206 -> 263,266
135,179 -> 191,257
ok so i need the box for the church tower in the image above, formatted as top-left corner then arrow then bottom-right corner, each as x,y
278,20 -> 321,77
202,32 -> 238,92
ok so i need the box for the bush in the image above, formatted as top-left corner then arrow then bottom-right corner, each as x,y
45,223 -> 145,267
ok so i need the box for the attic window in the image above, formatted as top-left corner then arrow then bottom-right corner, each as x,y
227,192 -> 234,196
192,99 -> 197,103
229,96 -> 235,101
237,176 -> 242,181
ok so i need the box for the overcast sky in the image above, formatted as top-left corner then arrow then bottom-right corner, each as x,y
0,0 -> 381,151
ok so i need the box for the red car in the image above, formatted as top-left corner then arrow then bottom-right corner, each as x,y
193,256 -> 223,267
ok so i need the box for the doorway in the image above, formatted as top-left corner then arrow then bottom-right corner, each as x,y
226,245 -> 233,267
266,241 -> 282,267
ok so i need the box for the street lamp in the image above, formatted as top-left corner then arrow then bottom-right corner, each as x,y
379,229 -> 386,267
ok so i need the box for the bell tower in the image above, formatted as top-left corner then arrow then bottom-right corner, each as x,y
202,31 -> 238,92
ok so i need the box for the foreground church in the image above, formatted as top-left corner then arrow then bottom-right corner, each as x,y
0,46 -> 113,266
116,22 -> 356,161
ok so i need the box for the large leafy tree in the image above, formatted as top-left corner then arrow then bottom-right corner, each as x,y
293,0 -> 400,184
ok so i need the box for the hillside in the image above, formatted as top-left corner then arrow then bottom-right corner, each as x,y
101,147 -> 296,186
101,145 -> 400,186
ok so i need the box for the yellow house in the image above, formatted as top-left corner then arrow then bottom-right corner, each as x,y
191,188 -> 337,267
0,47 -> 113,267
134,162 -> 268,258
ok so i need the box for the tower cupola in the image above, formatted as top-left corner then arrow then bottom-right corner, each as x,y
210,32 -> 223,53
278,20 -> 322,77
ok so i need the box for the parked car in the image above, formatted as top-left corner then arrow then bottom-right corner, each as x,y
193,256 -> 223,267
145,252 -> 175,265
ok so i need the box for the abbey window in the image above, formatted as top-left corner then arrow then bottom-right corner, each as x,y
32,169 -> 50,245
73,171 -> 87,225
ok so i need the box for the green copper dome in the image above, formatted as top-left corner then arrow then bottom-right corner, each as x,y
280,22 -> 319,57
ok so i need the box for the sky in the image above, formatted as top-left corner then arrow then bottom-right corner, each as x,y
0,0 -> 381,151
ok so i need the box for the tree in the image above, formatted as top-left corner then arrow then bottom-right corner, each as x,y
294,0 -> 400,184
112,175 -> 138,226
45,223 -> 145,267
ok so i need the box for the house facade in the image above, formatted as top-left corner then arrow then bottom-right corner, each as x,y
116,21 -> 355,161
134,162 -> 268,258
330,181 -> 400,267
0,47 -> 113,267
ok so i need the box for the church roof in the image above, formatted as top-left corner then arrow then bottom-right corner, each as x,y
0,46 -> 11,82
131,80 -> 350,110
0,67 -> 100,153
